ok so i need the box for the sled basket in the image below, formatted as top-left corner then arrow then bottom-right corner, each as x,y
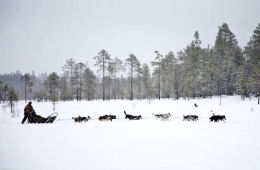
27,112 -> 58,123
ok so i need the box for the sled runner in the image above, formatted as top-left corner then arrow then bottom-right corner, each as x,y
27,112 -> 58,123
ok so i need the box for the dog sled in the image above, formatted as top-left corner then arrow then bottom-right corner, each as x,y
27,112 -> 58,123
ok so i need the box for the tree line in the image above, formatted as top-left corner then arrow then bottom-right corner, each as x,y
0,23 -> 260,104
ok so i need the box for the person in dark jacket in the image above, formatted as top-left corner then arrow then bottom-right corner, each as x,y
21,102 -> 35,124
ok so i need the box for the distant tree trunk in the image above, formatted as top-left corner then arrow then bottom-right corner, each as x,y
258,83 -> 260,104
79,76 -> 82,101
176,83 -> 179,100
114,74 -> 117,100
138,74 -> 141,100
103,57 -> 105,101
209,86 -> 212,99
220,93 -> 222,106
76,74 -> 79,101
158,63 -> 161,100
10,99 -> 13,113
53,101 -> 56,111
152,51 -> 162,100
3,86 -> 7,103
146,88 -> 148,99
24,80 -> 27,103
130,58 -> 133,100
108,75 -> 111,100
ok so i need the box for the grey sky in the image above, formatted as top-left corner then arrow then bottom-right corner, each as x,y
0,0 -> 260,74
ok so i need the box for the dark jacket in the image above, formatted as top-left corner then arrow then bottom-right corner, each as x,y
24,103 -> 35,115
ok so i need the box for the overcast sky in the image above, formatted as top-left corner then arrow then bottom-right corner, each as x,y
0,0 -> 260,75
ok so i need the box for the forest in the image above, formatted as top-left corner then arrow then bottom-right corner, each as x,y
0,23 -> 260,104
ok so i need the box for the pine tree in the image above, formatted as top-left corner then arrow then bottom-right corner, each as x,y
125,54 -> 139,100
194,31 -> 202,48
94,49 -> 111,100
83,67 -> 97,100
236,65 -> 248,100
213,23 -> 243,96
73,62 -> 86,101
200,46 -> 214,98
142,63 -> 152,99
59,75 -> 69,101
62,58 -> 76,99
107,59 -> 114,100
0,81 -> 3,102
113,57 -> 124,99
136,60 -> 142,99
7,88 -> 18,115
152,51 -> 163,100
161,51 -> 176,98
173,61 -> 181,100
181,32 -> 202,100
45,72 -> 59,110
62,58 -> 76,78
244,23 -> 260,104
21,73 -> 33,102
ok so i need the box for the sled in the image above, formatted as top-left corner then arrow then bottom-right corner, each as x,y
27,112 -> 58,123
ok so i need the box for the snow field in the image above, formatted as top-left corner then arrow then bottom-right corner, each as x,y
0,96 -> 260,170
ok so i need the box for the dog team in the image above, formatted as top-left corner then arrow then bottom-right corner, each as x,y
72,110 -> 226,123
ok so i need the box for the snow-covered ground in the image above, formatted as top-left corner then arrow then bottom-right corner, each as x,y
0,96 -> 260,170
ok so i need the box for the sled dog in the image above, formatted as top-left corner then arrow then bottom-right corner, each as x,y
124,111 -> 142,120
153,113 -> 171,120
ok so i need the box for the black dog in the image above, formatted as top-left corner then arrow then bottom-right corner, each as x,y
72,115 -> 91,123
99,115 -> 116,121
124,111 -> 142,120
108,115 -> 116,120
183,115 -> 198,121
209,115 -> 226,122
